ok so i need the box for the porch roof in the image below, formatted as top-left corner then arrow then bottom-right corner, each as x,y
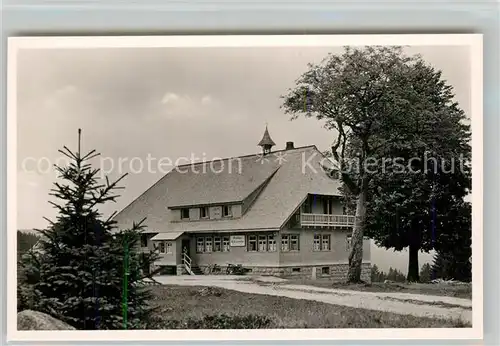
151,232 -> 184,241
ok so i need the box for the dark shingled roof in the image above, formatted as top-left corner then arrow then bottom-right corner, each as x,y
113,145 -> 342,233
159,157 -> 281,208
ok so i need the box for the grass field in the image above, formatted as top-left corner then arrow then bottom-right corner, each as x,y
279,279 -> 472,299
149,285 -> 470,329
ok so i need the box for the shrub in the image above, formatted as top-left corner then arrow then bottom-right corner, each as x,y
150,313 -> 273,329
193,287 -> 224,297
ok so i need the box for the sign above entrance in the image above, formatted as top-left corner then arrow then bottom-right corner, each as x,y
230,235 -> 245,247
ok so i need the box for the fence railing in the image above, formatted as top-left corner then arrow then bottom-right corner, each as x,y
182,252 -> 194,275
300,213 -> 356,227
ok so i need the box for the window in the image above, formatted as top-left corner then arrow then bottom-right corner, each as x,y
267,234 -> 276,252
197,235 -> 230,253
321,234 -> 331,251
205,237 -> 213,252
222,236 -> 230,252
140,234 -> 148,247
200,206 -> 209,219
281,235 -> 289,251
313,234 -> 331,251
248,235 -> 257,252
258,235 -> 267,252
245,233 -> 277,252
181,208 -> 190,220
222,205 -> 232,217
290,234 -> 300,251
321,267 -> 330,275
166,242 -> 173,254
197,237 -> 205,253
159,242 -> 166,254
214,236 -> 222,252
292,268 -> 301,273
313,235 -> 321,251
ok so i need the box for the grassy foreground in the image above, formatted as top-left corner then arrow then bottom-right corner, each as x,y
280,279 -> 472,299
148,285 -> 470,329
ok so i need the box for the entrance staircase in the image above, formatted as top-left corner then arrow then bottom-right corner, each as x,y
182,252 -> 203,275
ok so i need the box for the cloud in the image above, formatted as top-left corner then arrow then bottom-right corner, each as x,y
159,92 -> 217,119
160,92 -> 180,104
201,95 -> 213,105
160,92 -> 194,118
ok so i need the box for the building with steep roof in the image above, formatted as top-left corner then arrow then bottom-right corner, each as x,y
113,127 -> 371,281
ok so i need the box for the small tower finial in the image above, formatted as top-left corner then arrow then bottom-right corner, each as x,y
258,124 -> 276,155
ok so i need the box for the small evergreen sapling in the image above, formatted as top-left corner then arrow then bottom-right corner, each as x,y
17,129 -> 159,329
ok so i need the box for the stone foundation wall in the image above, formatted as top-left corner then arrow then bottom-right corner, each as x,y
176,264 -> 187,276
197,263 -> 371,283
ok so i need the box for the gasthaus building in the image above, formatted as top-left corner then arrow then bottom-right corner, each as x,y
113,127 -> 371,282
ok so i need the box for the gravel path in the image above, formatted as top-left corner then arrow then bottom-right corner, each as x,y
153,275 -> 472,324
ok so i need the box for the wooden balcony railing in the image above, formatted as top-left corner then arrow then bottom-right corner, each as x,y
300,213 -> 356,227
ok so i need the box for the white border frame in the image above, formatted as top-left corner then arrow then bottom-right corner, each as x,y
6,34 -> 483,342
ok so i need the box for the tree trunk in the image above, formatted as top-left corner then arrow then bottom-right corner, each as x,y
407,243 -> 420,282
347,184 -> 367,283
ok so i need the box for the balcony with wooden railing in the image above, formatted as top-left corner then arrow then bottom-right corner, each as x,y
300,213 -> 356,228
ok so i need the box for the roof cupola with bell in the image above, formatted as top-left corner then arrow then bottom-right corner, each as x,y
258,125 -> 276,155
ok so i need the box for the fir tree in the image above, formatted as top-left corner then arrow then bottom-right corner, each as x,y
18,129 -> 159,329
431,249 -> 471,282
370,264 -> 380,282
17,248 -> 42,312
385,267 -> 406,282
419,263 -> 432,283
431,252 -> 453,280
17,231 -> 40,261
370,264 -> 388,283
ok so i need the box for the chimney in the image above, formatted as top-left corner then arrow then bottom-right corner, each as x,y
285,141 -> 294,150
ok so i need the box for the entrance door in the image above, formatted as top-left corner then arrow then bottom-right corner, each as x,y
181,239 -> 190,257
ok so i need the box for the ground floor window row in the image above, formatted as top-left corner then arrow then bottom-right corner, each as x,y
154,234 -> 366,254
194,233 -> 360,253
197,236 -> 231,253
247,234 -> 278,252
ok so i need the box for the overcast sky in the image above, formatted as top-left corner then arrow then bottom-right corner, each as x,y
16,44 -> 471,273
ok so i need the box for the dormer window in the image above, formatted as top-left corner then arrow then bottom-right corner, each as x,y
222,205 -> 232,217
181,208 -> 190,220
200,206 -> 209,219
